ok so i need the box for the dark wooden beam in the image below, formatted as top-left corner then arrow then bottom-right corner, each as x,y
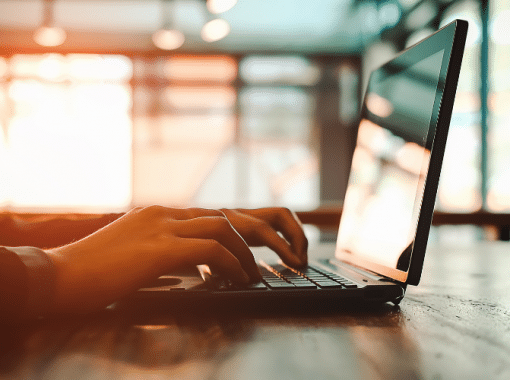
295,208 -> 510,231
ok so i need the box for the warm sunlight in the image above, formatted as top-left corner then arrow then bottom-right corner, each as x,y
163,55 -> 237,82
1,54 -> 132,211
164,86 -> 236,110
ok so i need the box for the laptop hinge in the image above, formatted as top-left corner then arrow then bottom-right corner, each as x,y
328,258 -> 404,284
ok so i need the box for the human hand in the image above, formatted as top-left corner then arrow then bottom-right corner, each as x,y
46,205 -> 307,313
47,206 -> 261,313
220,207 -> 308,268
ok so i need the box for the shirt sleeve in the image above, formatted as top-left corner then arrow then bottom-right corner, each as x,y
0,246 -> 56,320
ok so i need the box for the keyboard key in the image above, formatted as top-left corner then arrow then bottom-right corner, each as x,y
285,275 -> 304,279
303,268 -> 317,273
264,279 -> 285,284
265,282 -> 296,289
259,263 -> 358,291
291,283 -> 317,289
313,279 -> 339,285
315,281 -> 344,288
289,278 -> 311,283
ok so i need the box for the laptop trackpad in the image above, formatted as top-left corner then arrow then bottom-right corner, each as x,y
143,276 -> 182,287
139,273 -> 206,291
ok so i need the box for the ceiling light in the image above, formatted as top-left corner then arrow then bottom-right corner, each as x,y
152,29 -> 185,50
34,0 -> 66,47
201,19 -> 230,42
207,0 -> 237,14
33,26 -> 66,47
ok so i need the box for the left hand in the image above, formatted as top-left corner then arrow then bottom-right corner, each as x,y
221,207 -> 308,268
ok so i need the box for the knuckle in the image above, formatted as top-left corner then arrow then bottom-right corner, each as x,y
190,207 -> 223,217
142,205 -> 167,217
218,208 -> 232,217
279,207 -> 294,220
209,208 -> 225,217
270,207 -> 290,224
184,208 -> 200,219
184,208 -> 197,218
129,206 -> 144,215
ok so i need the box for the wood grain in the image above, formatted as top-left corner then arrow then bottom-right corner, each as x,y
1,242 -> 509,379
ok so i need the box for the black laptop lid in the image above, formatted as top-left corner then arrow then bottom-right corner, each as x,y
334,20 -> 468,285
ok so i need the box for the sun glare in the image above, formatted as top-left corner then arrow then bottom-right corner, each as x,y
2,55 -> 132,211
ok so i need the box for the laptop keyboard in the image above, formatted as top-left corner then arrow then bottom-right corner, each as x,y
261,264 -> 358,290
210,263 -> 358,291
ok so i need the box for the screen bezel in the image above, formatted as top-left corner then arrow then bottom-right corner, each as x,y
334,19 -> 468,285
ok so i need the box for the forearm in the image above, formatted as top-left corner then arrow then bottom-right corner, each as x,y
0,212 -> 124,248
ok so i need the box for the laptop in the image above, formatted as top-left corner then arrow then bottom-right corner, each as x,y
123,19 -> 468,311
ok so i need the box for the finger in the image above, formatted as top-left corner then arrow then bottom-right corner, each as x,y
178,238 -> 250,284
251,220 -> 304,268
166,207 -> 224,221
221,208 -> 303,267
277,209 -> 308,263
173,216 -> 262,281
133,205 -> 224,223
238,208 -> 308,265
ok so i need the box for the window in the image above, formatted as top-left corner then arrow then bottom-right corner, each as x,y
0,54 -> 132,211
436,1 -> 482,212
488,0 -> 510,211
131,55 -> 237,207
234,56 -> 320,209
432,0 -> 510,213
132,54 -> 324,209
0,47 -> 359,212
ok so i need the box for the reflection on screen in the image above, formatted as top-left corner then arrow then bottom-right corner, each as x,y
336,50 -> 445,271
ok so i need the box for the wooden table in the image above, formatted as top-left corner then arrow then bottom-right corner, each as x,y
1,242 -> 509,379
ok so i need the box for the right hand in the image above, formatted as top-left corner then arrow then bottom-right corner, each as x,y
47,206 -> 259,313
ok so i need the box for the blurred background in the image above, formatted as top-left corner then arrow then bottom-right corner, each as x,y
0,0 -> 508,241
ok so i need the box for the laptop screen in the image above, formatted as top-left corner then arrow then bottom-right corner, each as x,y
335,20 -> 467,284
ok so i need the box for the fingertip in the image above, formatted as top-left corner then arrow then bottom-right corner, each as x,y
299,257 -> 308,268
246,268 -> 262,283
283,255 -> 304,269
242,271 -> 251,284
252,270 -> 263,283
300,251 -> 308,266
296,251 -> 308,267
231,271 -> 250,285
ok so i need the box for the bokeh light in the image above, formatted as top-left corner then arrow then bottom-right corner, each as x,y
152,29 -> 185,50
201,19 -> 230,42
207,0 -> 237,14
33,26 -> 67,47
